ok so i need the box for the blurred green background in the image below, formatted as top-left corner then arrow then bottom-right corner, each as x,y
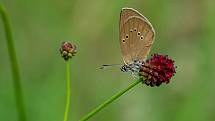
1,0 -> 215,121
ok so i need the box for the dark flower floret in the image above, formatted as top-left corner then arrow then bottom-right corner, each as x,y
139,53 -> 176,87
60,41 -> 77,61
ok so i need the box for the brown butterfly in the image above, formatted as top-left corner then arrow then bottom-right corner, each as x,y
102,8 -> 155,74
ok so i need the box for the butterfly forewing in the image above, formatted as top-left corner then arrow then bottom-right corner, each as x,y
119,8 -> 155,65
120,8 -> 151,30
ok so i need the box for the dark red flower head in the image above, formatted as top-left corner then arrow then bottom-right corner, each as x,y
139,53 -> 176,87
60,41 -> 77,61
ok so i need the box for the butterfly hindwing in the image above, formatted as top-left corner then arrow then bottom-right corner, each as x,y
119,8 -> 155,64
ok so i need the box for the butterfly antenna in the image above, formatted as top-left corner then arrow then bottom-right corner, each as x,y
100,64 -> 122,69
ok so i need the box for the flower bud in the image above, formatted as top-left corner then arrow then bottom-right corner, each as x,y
60,41 -> 77,61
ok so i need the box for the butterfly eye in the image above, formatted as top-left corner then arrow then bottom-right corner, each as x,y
140,36 -> 143,39
134,28 -> 137,31
145,43 -> 152,47
122,39 -> 125,43
130,29 -> 133,32
125,35 -> 129,39
137,32 -> 141,36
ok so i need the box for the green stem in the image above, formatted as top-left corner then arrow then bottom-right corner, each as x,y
64,61 -> 71,121
79,79 -> 142,121
0,4 -> 27,121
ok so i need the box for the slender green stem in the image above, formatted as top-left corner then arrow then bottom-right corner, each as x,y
79,79 -> 142,121
0,4 -> 27,121
64,61 -> 71,121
